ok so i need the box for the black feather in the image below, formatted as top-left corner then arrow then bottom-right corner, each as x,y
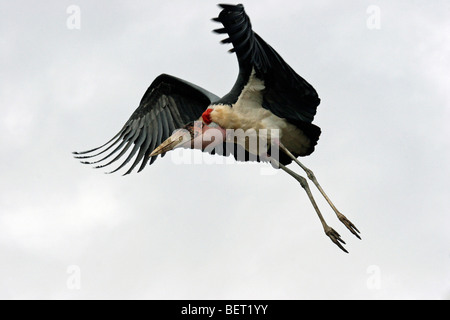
74,74 -> 219,174
213,4 -> 321,126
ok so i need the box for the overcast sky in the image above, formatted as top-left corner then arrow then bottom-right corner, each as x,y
1,0 -> 449,299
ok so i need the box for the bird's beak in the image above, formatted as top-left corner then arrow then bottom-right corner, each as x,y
150,129 -> 192,157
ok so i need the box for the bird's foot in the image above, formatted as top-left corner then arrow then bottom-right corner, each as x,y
338,213 -> 361,240
325,227 -> 348,253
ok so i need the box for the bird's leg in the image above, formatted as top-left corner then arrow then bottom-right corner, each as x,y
263,155 -> 349,253
276,142 -> 361,239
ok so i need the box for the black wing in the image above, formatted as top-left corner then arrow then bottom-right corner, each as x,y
73,74 -> 219,175
213,4 -> 321,125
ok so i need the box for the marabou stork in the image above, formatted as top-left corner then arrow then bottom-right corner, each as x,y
74,4 -> 360,252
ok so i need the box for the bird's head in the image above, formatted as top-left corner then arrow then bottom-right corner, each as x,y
150,119 -> 226,157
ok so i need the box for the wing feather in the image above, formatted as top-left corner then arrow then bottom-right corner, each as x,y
213,4 -> 321,124
74,74 -> 219,174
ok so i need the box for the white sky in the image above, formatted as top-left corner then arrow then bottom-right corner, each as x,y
1,0 -> 449,299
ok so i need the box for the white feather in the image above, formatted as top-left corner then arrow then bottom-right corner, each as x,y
210,70 -> 312,155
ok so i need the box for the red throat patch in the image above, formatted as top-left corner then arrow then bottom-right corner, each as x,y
202,108 -> 213,125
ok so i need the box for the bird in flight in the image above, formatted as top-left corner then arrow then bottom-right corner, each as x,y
74,4 -> 360,252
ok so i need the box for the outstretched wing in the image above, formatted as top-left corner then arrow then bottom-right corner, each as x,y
73,74 -> 219,175
213,4 -> 321,125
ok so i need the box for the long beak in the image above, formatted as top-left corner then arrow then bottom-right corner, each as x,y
150,129 -> 191,157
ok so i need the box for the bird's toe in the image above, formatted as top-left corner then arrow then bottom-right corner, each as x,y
325,227 -> 348,253
338,214 -> 361,240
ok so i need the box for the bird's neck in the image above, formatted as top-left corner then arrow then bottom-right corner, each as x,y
197,123 -> 227,151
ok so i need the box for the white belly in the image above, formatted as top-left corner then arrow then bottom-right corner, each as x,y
210,70 -> 312,156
